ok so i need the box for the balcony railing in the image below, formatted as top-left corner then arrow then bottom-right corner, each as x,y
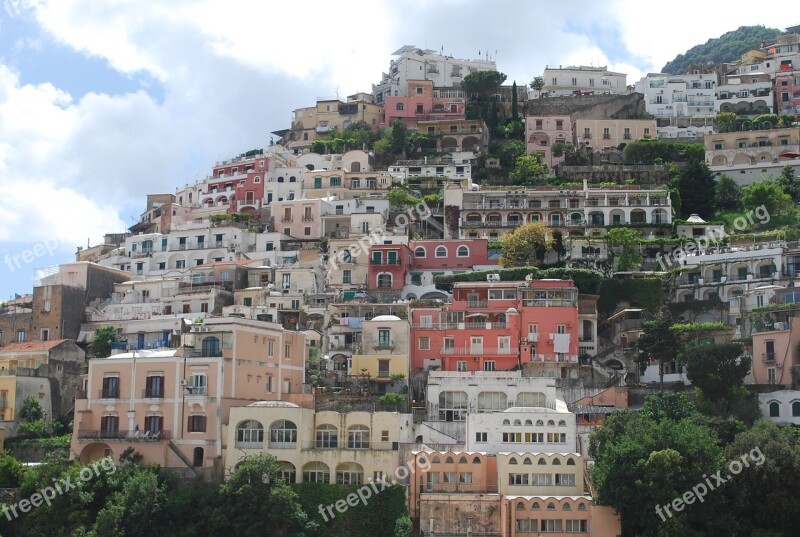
464,299 -> 488,308
77,430 -> 171,441
373,343 -> 395,351
762,352 -> 776,363
98,390 -> 120,399
411,322 -> 508,330
370,259 -> 401,265
142,388 -> 165,399
441,347 -> 515,355
299,441 -> 398,450
530,354 -> 579,364
420,483 -> 498,494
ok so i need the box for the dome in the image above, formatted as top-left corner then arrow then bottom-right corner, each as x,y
371,315 -> 401,321
686,214 -> 706,223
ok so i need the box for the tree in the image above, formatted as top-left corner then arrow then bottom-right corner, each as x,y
715,111 -> 738,133
499,139 -> 525,168
713,174 -> 743,212
552,230 -> 566,262
499,222 -> 551,267
529,76 -> 545,97
394,515 -> 413,537
680,342 -> 752,416
90,326 -> 118,358
589,394 -> 725,537
510,80 -> 519,122
0,453 -> 22,487
672,158 -> 716,218
379,392 -> 405,410
775,164 -> 800,202
637,316 -> 678,390
509,154 -> 547,185
19,394 -> 44,422
389,120 -> 409,156
461,70 -> 507,102
551,141 -> 572,158
608,228 -> 642,271
742,179 -> 793,217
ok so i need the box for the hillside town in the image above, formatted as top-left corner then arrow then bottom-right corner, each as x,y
1,26 -> 800,537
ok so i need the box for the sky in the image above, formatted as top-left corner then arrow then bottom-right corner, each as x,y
0,0 -> 793,299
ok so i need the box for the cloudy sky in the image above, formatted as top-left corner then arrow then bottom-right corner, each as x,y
0,0 -> 792,298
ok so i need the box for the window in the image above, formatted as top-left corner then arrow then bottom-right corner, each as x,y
348,425 -> 370,449
484,360 -> 496,371
315,424 -> 338,448
303,462 -> 330,483
377,273 -> 392,288
187,415 -> 207,432
769,401 -> 780,417
555,473 -> 576,486
336,463 -> 363,484
793,401 -> 800,417
509,473 -> 529,485
102,377 -> 120,399
236,420 -> 264,447
541,520 -> 562,532
457,245 -> 469,257
457,360 -> 467,372
566,520 -> 587,532
145,375 -> 164,398
475,432 -> 488,443
378,329 -> 391,348
415,247 -> 426,258
269,420 -> 297,447
438,391 -> 468,421
418,337 -> 430,350
436,246 -> 447,257
342,270 -> 352,284
100,415 -> 118,434
144,415 -> 162,435
477,391 -> 507,412
532,473 -> 552,486
396,102 -> 404,111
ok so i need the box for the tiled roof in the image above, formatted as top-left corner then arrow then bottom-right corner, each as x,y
0,339 -> 70,353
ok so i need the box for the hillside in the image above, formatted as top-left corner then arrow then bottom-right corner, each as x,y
661,25 -> 782,74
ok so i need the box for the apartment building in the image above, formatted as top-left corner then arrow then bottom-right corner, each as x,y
637,72 -> 717,118
286,96 -> 383,148
383,79 -> 466,128
373,45 -> 496,103
541,65 -> 627,97
575,119 -> 657,150
716,72 -> 773,115
71,317 -> 309,474
525,115 -> 573,167
704,126 -> 800,183
404,238 -> 496,300
416,119 -> 490,153
775,69 -> 800,115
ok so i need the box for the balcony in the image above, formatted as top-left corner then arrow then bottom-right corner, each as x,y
464,299 -> 488,308
370,259 -> 401,265
299,441 -> 398,451
184,385 -> 208,396
762,352 -> 776,363
77,430 -> 171,441
98,390 -> 120,399
142,388 -> 165,399
530,354 -> 579,364
420,484 -> 498,494
441,347 -> 515,355
373,343 -> 395,351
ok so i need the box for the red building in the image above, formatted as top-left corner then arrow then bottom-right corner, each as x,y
201,153 -> 268,214
383,80 -> 466,129
776,69 -> 800,115
368,244 -> 413,292
410,279 -> 580,374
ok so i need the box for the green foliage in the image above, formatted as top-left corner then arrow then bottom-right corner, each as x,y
661,25 -> 782,74
597,278 -> 663,316
670,321 -> 727,334
311,121 -> 383,155
742,179 -> 794,217
90,326 -> 118,359
509,154 -> 548,185
394,515 -> 412,537
715,111 -> 739,133
713,174 -> 743,212
18,419 -> 49,437
529,76 -> 545,96
19,395 -> 44,422
434,267 -> 604,294
672,158 -> 716,218
608,228 -> 643,271
498,139 -> 526,168
379,392 -> 406,410
680,342 -> 751,416
511,80 -> 519,122
498,222 -> 551,267
0,453 -> 22,487
461,70 -> 507,101
551,141 -> 572,158
776,164 -> 800,202
622,139 -> 704,165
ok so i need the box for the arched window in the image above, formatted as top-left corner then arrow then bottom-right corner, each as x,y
277,176 -> 285,183
377,273 -> 392,288
432,456 -> 441,464
532,502 -> 540,510
414,247 -> 426,257
536,420 -> 544,426
516,501 -> 525,510
347,425 -> 370,449
445,456 -> 454,463
502,419 -> 511,426
793,401 -> 800,417
547,420 -> 555,426
524,419 -> 532,426
566,458 -> 576,466
552,458 -> 561,465
459,456 -> 467,463
769,401 -> 780,417
547,502 -> 556,511
235,420 -> 264,447
472,457 -> 481,464
315,424 -> 338,448
563,502 -> 571,511
538,458 -> 547,465
336,462 -> 364,484
419,457 -> 427,465
289,176 -> 297,182
277,461 -> 296,483
303,461 -> 330,483
578,503 -> 587,511
269,420 -> 297,447
457,245 -> 469,257
523,458 -> 532,465
435,246 -> 447,257
509,457 -> 518,465
513,419 -> 522,426
201,336 -> 220,357
558,420 -> 567,427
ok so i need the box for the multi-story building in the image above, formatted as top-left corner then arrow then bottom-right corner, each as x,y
759,389 -> 800,426
286,95 -> 383,148
373,45 -> 496,103
733,32 -> 800,78
0,339 -> 85,436
0,295 -> 33,348
71,317 -> 309,474
388,158 -> 472,184
704,126 -> 800,183
446,183 -> 672,240
775,69 -> 800,115
350,315 -> 409,393
750,294 -> 800,388
383,79 -> 466,128
575,119 -> 657,150
542,65 -> 627,97
404,239 -> 496,300
637,72 -> 717,118
416,119 -> 490,153
410,280 -> 582,374
525,115 -> 573,167
224,403 -> 414,482
367,243 -> 413,295
716,72 -> 773,115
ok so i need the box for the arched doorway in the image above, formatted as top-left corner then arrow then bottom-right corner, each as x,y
193,447 -> 204,467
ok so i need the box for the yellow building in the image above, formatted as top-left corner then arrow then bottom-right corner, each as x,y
350,315 -> 409,391
575,119 -> 656,149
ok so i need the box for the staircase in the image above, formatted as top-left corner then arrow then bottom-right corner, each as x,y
167,440 -> 197,477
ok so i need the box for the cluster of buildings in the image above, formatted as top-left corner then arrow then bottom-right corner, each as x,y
4,33 -> 800,535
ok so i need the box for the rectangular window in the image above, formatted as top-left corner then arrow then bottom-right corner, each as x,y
457,360 -> 467,372
188,415 -> 207,432
532,473 -> 552,486
475,432 -> 487,443
342,270 -> 352,284
188,374 -> 207,395
508,473 -> 529,485
145,375 -> 164,398
418,337 -> 430,350
102,377 -> 120,399
555,473 -> 576,486
284,344 -> 291,359
484,360 -> 496,371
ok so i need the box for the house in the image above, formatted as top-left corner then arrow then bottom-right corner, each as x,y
541,65 -> 627,97
575,119 -> 657,150
704,126 -> 800,184
525,115 -> 573,167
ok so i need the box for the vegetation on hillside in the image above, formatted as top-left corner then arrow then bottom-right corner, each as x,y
661,25 -> 782,74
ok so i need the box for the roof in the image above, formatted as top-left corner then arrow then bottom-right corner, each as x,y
0,339 -> 70,353
247,401 -> 300,408
371,314 -> 402,321
196,259 -> 255,268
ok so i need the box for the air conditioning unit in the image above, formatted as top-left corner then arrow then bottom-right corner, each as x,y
180,379 -> 188,386
487,273 -> 500,282
776,362 -> 784,368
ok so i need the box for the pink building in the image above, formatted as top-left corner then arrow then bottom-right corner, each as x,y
71,318 -> 309,475
525,115 -> 573,167
409,239 -> 493,270
384,80 -> 466,129
367,244 -> 413,292
751,316 -> 800,387
775,69 -> 800,115
409,450 -> 621,536
410,280 -> 580,373
201,153 -> 269,214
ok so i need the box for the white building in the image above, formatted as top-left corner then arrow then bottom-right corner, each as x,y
373,45 -> 496,103
467,406 -> 577,454
637,73 -> 717,118
759,390 -> 800,426
542,65 -> 627,97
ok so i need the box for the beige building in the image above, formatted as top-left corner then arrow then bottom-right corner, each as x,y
705,126 -> 800,176
287,96 -> 383,148
224,403 -> 414,482
351,315 -> 409,393
575,119 -> 656,150
71,317 -> 309,476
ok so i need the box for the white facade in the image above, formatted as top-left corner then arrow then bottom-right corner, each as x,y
759,390 -> 800,426
542,66 -> 627,96
715,73 -> 772,114
373,45 -> 496,102
637,73 -> 717,118
389,160 -> 472,182
467,406 -> 577,454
